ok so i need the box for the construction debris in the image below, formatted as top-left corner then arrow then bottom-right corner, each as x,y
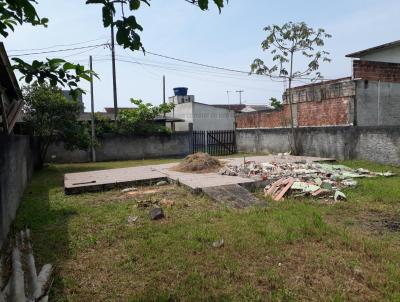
0,229 -> 53,302
149,207 -> 165,220
173,152 -> 222,173
127,216 -> 138,224
156,180 -> 168,186
219,160 -> 395,202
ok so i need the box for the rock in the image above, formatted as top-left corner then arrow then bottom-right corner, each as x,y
212,239 -> 224,248
127,216 -> 138,224
122,187 -> 138,193
156,180 -> 168,186
149,207 -> 165,220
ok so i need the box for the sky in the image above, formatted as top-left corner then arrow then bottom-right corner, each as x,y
4,0 -> 400,111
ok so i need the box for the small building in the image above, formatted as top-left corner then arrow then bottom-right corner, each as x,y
346,40 -> 400,126
167,88 -> 235,131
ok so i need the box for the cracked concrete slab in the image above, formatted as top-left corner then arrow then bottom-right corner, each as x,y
64,155 -> 333,206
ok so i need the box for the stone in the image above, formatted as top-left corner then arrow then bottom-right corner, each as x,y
127,216 -> 138,224
149,207 -> 165,220
122,187 -> 138,193
212,239 -> 224,248
156,180 -> 168,186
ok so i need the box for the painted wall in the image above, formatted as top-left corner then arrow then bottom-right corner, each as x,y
0,135 -> 39,248
169,102 -> 194,132
356,80 -> 400,126
169,102 -> 235,131
236,126 -> 400,166
46,132 -> 191,163
192,102 -> 235,131
359,46 -> 400,64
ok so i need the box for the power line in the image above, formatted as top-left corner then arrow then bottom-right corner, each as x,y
113,58 -> 282,93
144,49 -> 253,76
8,36 -> 108,52
9,43 -> 109,57
134,48 -> 338,82
62,44 -> 107,59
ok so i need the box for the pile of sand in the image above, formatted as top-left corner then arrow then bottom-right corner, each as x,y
173,152 -> 222,173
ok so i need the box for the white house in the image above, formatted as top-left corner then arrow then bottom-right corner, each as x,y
167,91 -> 235,132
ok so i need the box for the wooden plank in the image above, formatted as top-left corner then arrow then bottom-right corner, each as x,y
273,177 -> 295,201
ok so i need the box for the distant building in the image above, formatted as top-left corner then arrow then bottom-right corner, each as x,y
167,88 -> 235,131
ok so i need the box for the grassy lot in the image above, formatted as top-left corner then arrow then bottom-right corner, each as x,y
13,158 -> 400,301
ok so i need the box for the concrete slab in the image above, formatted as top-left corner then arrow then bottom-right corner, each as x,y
64,166 -> 167,194
203,184 -> 264,208
64,155 -> 333,199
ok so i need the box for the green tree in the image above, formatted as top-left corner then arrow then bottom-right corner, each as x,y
118,99 -> 174,135
269,97 -> 283,110
251,22 -> 331,154
1,0 -> 227,97
94,112 -> 116,138
22,83 -> 90,163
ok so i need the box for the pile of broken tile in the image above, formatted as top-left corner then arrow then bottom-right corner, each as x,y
219,161 -> 395,202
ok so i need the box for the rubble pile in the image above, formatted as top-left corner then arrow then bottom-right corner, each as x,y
174,152 -> 222,173
219,161 -> 395,202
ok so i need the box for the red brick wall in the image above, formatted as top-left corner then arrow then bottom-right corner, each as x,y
236,98 -> 352,128
236,107 -> 291,128
297,97 -> 351,126
353,60 -> 400,83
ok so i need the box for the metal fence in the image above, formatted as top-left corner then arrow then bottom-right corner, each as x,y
191,130 -> 236,156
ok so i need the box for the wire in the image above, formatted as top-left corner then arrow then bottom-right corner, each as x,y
8,36 -> 108,52
127,47 -> 337,82
113,58 -> 282,92
9,43 -> 109,57
59,44 -> 108,59
144,49 -> 253,76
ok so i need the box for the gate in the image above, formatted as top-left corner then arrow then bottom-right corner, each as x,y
191,130 -> 236,156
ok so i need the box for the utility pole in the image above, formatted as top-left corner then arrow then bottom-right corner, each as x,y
226,90 -> 231,107
89,55 -> 96,162
111,19 -> 118,123
236,90 -> 244,104
163,75 -> 166,117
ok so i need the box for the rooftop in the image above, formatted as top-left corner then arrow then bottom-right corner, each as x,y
346,40 -> 400,58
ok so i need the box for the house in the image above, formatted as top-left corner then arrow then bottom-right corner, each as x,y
237,40 -> 400,129
0,42 -> 23,134
167,88 -> 235,131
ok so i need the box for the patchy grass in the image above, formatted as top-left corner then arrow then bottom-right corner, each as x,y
12,158 -> 400,301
